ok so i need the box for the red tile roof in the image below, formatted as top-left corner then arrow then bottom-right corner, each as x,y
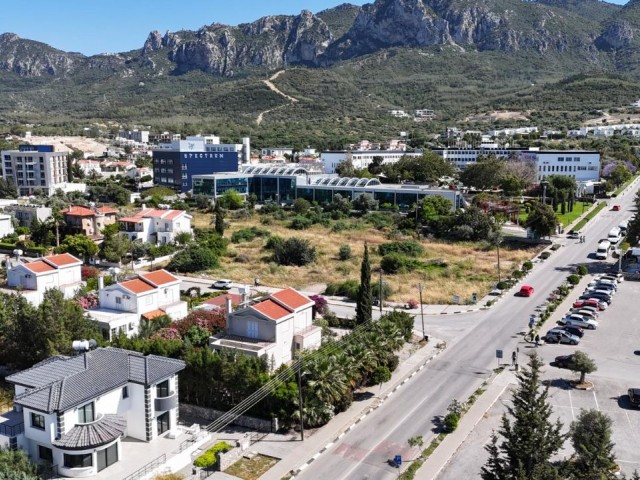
162,210 -> 184,220
271,288 -> 312,310
139,270 -> 178,286
44,253 -> 82,267
141,309 -> 166,320
143,209 -> 169,218
251,299 -> 291,321
62,206 -> 95,217
203,294 -> 242,308
24,260 -> 56,274
120,278 -> 155,294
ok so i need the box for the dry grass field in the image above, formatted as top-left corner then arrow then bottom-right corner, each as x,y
192,212 -> 540,305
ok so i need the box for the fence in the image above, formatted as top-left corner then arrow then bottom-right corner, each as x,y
122,454 -> 166,480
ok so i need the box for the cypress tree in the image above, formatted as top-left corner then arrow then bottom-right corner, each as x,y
570,409 -> 617,480
481,352 -> 565,480
214,203 -> 225,237
355,243 -> 372,325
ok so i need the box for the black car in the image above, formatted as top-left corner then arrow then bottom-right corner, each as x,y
554,354 -> 576,368
629,389 -> 640,408
579,293 -> 612,304
561,325 -> 584,338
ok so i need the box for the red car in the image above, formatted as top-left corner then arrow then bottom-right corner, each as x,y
573,299 -> 605,311
613,204 -> 621,211
518,285 -> 534,297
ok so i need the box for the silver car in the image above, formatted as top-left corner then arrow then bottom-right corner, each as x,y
563,315 -> 598,330
545,329 -> 580,345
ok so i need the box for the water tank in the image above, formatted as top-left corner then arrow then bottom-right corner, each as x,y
72,340 -> 90,352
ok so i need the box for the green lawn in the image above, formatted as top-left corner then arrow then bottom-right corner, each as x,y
519,202 -> 592,229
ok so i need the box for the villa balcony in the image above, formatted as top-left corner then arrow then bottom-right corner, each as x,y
155,392 -> 178,412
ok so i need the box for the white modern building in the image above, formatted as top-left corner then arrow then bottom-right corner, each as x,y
2,204 -> 52,227
119,208 -> 192,244
118,130 -> 150,144
1,145 -> 83,197
88,269 -> 188,340
0,214 -> 14,238
320,150 -> 423,174
3,347 -> 185,478
210,288 -> 322,370
261,147 -> 293,158
488,127 -> 538,137
6,253 -> 83,307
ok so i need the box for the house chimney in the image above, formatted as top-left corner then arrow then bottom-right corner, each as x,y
98,275 -> 104,291
225,295 -> 233,323
141,203 -> 146,209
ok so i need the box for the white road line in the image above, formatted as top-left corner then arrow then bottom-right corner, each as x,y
593,390 -> 600,411
568,391 -> 575,420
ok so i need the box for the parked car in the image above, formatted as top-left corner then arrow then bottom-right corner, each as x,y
629,388 -> 640,408
587,279 -> 617,290
517,285 -> 534,297
573,299 -> 607,311
212,279 -> 233,289
579,293 -> 612,304
585,284 -> 616,294
562,315 -> 598,330
554,354 -> 576,368
570,309 -> 598,321
597,273 -> 623,283
561,325 -> 585,338
545,330 -> 580,345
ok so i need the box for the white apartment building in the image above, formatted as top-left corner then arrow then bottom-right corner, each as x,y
6,253 -> 83,307
321,150 -> 422,174
0,214 -> 14,238
210,288 -> 322,370
88,269 -> 188,340
118,129 -> 150,144
119,208 -> 192,244
3,347 -> 185,478
1,145 -> 72,196
488,127 -> 539,137
261,147 -> 294,157
2,204 -> 52,227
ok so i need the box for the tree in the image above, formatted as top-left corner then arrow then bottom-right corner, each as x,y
0,448 -> 38,479
55,233 -> 99,259
167,245 -> 219,272
355,244 -> 372,325
504,159 -> 537,189
292,198 -> 311,214
352,193 -> 377,213
569,409 -> 617,480
335,159 -> 356,177
500,175 -> 525,197
567,350 -> 597,385
481,352 -> 565,480
367,156 -> 385,175
0,178 -> 18,199
214,202 -> 225,236
100,224 -> 133,262
420,195 -> 452,222
382,152 -> 455,183
525,203 -> 557,238
459,156 -> 507,190
272,238 -> 317,266
607,163 -> 632,187
218,190 -> 244,210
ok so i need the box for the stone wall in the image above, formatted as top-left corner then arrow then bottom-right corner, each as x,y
180,403 -> 274,432
217,446 -> 246,471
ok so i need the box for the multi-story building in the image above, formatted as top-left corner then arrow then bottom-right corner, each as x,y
118,129 -> 150,144
119,207 -> 192,244
1,145 -> 70,196
152,135 -> 250,192
2,204 -> 52,227
0,214 -> 14,238
260,147 -> 293,158
320,150 -> 422,174
3,346 -> 185,478
210,288 -> 321,370
6,253 -> 83,306
61,205 -> 118,238
431,147 -> 601,183
88,269 -> 188,340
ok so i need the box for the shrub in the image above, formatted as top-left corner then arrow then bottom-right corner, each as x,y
522,260 -> 533,272
167,245 -> 219,273
325,279 -> 359,300
512,270 -> 524,280
496,281 -> 509,290
443,412 -> 460,432
551,243 -> 561,251
292,198 -> 311,214
567,274 -> 581,285
380,253 -> 419,274
576,265 -> 588,276
272,238 -> 317,266
193,442 -> 232,468
231,226 -> 270,243
372,281 -> 393,300
265,235 -> 284,251
289,216 -> 313,230
338,244 -> 352,261
540,251 -> 551,260
378,240 -> 424,257
407,299 -> 419,309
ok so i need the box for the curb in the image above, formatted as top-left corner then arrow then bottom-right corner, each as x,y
290,344 -> 447,478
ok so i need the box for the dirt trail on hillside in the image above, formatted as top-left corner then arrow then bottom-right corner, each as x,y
256,70 -> 298,125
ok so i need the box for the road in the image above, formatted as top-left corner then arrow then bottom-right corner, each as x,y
296,184 -> 639,480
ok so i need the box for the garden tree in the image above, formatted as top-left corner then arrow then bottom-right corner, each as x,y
381,152 -> 455,183
292,197 -> 311,214
459,156 -> 507,190
481,352 -> 565,480
138,315 -> 172,339
29,217 -> 55,247
420,195 -> 452,222
218,189 -> 244,210
0,178 -> 18,199
367,156 -> 385,175
504,159 -> 537,188
567,350 -> 597,385
608,163 -> 632,187
100,223 -> 133,262
352,193 -> 377,213
525,203 -> 558,238
271,237 -> 317,266
355,243 -> 372,325
323,193 -> 352,215
174,231 -> 193,245
167,244 -> 219,272
439,205 -> 497,241
55,233 -> 99,259
214,202 -> 225,236
335,159 -> 356,177
88,182 -> 130,205
0,448 -> 38,479
500,175 -> 526,197
569,409 -> 617,480
548,175 -> 577,199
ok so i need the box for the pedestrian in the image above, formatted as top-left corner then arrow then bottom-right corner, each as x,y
535,334 -> 540,346
254,277 -> 260,287
512,351 -> 517,366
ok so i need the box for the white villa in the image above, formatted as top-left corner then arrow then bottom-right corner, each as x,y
119,208 -> 192,245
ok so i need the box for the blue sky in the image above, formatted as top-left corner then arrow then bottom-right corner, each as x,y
0,1 -> 366,56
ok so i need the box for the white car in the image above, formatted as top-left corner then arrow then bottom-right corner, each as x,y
562,315 -> 598,330
212,279 -> 233,289
570,309 -> 598,321
596,273 -> 623,283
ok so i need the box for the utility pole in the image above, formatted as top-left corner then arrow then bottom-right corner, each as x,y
417,283 -> 426,341
497,243 -> 501,283
296,355 -> 304,441
379,268 -> 384,315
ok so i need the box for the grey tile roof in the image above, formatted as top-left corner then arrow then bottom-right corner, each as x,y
52,414 -> 126,450
7,347 -> 185,414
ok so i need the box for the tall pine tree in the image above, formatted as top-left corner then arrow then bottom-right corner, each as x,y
214,202 -> 225,237
570,409 -> 617,480
481,352 -> 565,480
355,243 -> 372,325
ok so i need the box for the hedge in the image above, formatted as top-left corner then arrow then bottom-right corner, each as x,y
193,442 -> 232,468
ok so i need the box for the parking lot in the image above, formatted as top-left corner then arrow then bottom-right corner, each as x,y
438,275 -> 640,479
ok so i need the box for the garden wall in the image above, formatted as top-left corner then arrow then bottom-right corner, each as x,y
180,403 -> 274,432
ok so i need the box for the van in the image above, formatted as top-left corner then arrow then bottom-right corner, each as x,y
619,219 -> 630,232
596,240 -> 611,260
608,227 -> 621,244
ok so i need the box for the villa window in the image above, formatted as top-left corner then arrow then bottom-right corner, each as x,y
78,402 -> 94,423
31,413 -> 45,430
64,453 -> 92,469
156,380 -> 169,398
122,386 -> 129,399
39,445 -> 53,463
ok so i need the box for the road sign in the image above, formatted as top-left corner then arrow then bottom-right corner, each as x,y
472,293 -> 478,303
529,316 -> 535,329
394,455 -> 402,467
453,295 -> 460,304
496,350 -> 503,359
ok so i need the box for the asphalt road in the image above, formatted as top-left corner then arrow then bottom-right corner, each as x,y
296,183 -> 640,480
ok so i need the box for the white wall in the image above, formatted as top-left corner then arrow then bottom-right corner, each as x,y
320,152 -> 347,174
57,265 -> 81,287
126,383 -> 147,440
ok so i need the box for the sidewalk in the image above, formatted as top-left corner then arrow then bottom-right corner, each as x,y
259,335 -> 446,480
415,368 -> 517,480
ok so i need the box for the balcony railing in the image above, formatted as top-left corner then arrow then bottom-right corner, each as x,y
155,391 -> 178,412
122,454 -> 166,480
0,422 -> 24,437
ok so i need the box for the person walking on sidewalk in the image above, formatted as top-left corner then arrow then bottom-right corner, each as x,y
535,334 -> 540,346
511,351 -> 517,366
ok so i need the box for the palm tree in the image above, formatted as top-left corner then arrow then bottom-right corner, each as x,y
305,355 -> 349,406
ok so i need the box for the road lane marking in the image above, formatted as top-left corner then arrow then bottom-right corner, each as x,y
568,391 -> 575,420
593,390 -> 600,411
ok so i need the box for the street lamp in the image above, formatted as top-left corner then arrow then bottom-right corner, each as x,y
416,283 -> 426,341
295,354 -> 305,441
